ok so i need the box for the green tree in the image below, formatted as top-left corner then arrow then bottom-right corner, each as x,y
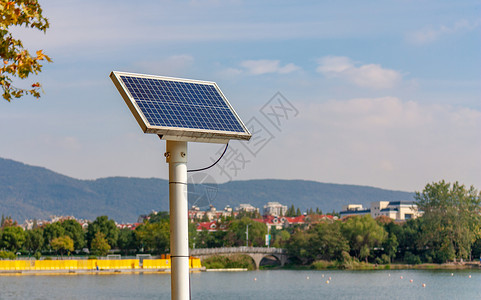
285,229 -> 315,264
24,227 -> 44,253
117,228 -> 138,255
341,215 -> 387,262
296,208 -> 302,217
286,205 -> 295,217
135,221 -> 170,254
398,218 -> 423,263
42,222 -> 65,249
471,238 -> 481,261
224,217 -> 266,247
0,0 -> 52,101
148,211 -> 169,223
382,234 -> 399,263
286,222 -> 348,264
86,216 -> 119,249
60,219 -> 85,250
195,230 -> 227,249
271,229 -> 290,248
312,222 -> 349,261
188,222 -> 198,249
415,181 -> 481,262
50,235 -> 74,256
377,217 -> 400,263
90,232 -> 111,256
0,226 -> 26,252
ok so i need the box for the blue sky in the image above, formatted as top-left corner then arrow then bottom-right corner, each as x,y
1,0 -> 480,192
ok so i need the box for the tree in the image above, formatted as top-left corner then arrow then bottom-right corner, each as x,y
135,221 -> 170,254
382,233 -> 399,263
0,0 -> 52,101
285,229 -> 316,264
50,236 -> 74,256
24,227 -> 44,253
0,225 -> 26,252
42,222 -> 65,248
1,216 -> 16,228
286,205 -> 295,217
271,229 -> 290,248
86,216 -> 119,249
312,222 -> 349,261
286,222 -> 348,264
195,230 -> 227,249
90,232 -> 111,256
60,219 -> 85,250
397,218 -> 423,263
147,211 -> 169,223
341,215 -> 387,262
224,217 -> 266,247
415,181 -> 481,262
117,228 -> 138,255
296,208 -> 302,217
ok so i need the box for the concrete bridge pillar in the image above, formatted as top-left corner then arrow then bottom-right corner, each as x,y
250,254 -> 264,270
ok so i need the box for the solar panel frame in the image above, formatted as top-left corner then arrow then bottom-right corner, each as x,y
110,71 -> 251,143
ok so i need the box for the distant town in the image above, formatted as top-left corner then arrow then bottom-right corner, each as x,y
20,200 -> 419,233
1,180 -> 479,270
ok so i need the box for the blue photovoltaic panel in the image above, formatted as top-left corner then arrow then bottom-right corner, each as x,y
121,76 -> 244,132
110,71 -> 251,143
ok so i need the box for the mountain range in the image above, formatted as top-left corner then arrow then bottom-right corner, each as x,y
0,157 -> 414,223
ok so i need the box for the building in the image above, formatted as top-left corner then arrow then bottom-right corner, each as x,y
253,215 -> 307,230
188,205 -> 235,221
340,201 -> 421,221
263,202 -> 288,216
340,204 -> 371,218
21,216 -> 90,230
235,203 -> 259,214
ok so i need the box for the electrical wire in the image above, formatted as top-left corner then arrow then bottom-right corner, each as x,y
187,142 -> 229,173
186,142 -> 229,298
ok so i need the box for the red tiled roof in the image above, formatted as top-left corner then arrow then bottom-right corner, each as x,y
196,221 -> 218,231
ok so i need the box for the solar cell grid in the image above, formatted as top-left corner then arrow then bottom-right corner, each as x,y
110,71 -> 251,142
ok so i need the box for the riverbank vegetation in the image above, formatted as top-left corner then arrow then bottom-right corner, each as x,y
0,181 -> 479,270
202,254 -> 255,270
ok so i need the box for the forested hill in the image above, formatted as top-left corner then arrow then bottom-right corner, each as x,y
0,157 -> 414,223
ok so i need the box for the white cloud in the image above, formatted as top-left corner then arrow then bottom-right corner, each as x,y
406,19 -> 481,44
317,56 -> 402,89
240,59 -> 301,75
286,97 -> 481,190
316,56 -> 352,73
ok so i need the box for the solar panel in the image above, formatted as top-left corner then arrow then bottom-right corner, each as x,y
110,71 -> 251,143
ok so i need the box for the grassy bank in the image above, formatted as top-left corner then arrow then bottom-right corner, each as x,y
307,260 -> 481,271
202,254 -> 256,271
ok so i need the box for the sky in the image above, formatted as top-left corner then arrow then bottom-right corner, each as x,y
1,0 -> 480,192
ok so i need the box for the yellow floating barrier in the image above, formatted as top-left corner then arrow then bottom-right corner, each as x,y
0,257 -> 201,272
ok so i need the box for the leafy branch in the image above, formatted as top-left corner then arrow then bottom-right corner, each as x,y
0,0 -> 52,101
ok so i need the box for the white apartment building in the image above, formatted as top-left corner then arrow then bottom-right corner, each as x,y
235,203 -> 259,214
263,202 -> 288,216
340,201 -> 421,221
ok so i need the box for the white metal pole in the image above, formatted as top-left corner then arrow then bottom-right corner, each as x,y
166,140 -> 189,300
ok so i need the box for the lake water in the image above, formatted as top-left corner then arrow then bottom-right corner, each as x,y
0,269 -> 480,299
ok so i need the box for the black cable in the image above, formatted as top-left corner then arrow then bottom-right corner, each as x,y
185,142 -> 229,299
187,142 -> 229,173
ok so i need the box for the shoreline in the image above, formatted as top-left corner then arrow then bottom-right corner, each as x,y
299,261 -> 481,271
0,268 -> 206,276
2,263 -> 480,275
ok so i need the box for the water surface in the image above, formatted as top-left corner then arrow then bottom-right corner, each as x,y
0,269 -> 479,299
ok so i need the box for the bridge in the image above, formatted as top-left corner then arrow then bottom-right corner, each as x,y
190,247 -> 287,270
